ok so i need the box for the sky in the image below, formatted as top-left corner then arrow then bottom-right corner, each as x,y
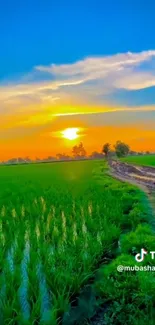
1,0 -> 155,159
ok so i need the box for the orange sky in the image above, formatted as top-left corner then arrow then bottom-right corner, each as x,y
1,50 -> 155,160
1,105 -> 155,160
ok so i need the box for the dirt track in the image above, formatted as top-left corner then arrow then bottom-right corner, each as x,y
109,159 -> 155,194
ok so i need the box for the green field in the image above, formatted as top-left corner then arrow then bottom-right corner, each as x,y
0,160 -> 155,325
121,154 -> 155,167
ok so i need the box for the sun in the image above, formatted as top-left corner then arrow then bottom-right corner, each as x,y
61,128 -> 79,140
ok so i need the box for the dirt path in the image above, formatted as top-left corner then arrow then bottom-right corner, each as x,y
108,159 -> 155,213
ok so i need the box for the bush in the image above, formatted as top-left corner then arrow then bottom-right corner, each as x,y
121,224 -> 155,255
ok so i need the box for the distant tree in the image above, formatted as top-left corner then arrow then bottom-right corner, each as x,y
146,151 -> 150,155
42,156 -> 56,162
24,156 -> 31,163
46,156 -> 55,161
114,141 -> 130,157
17,157 -> 26,163
79,142 -> 86,158
102,143 -> 111,157
72,142 -> 86,159
56,153 -> 70,160
72,145 -> 79,158
89,151 -> 104,159
129,150 -> 137,156
35,157 -> 41,162
56,153 -> 63,160
7,158 -> 18,164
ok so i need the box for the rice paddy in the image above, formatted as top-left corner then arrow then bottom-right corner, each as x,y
121,154 -> 155,167
0,160 -> 154,324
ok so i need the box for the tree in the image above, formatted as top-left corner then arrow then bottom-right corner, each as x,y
129,150 -> 137,156
102,143 -> 111,157
89,151 -> 104,159
46,156 -> 55,161
56,153 -> 70,160
72,142 -> 86,159
114,141 -> 130,157
78,142 -> 86,158
24,156 -> 31,163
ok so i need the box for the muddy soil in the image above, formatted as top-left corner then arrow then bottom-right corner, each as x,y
109,159 -> 155,193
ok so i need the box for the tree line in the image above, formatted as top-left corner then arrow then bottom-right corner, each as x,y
102,141 -> 130,158
72,140 -> 130,159
1,141 -> 152,165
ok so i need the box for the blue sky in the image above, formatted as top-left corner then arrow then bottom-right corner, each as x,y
1,0 -> 155,107
1,0 -> 155,158
1,0 -> 155,81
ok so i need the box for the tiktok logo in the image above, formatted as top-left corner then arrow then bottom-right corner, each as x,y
135,248 -> 148,262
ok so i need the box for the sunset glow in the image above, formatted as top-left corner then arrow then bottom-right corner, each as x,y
61,128 -> 80,140
1,2 -> 155,161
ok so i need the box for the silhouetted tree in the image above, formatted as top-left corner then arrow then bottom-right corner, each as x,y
72,142 -> 86,159
114,141 -> 130,157
102,143 -> 111,157
46,156 -> 55,161
56,153 -> 70,160
129,150 -> 137,156
24,156 -> 31,163
89,151 -> 104,159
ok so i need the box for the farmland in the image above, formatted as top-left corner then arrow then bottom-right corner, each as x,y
0,160 -> 155,325
121,154 -> 155,167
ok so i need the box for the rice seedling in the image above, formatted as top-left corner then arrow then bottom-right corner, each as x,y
36,259 -> 52,324
0,160 -> 153,324
18,237 -> 31,322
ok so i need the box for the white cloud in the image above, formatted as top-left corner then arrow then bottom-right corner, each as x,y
36,50 -> 155,90
1,49 -> 155,115
113,72 -> 155,90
